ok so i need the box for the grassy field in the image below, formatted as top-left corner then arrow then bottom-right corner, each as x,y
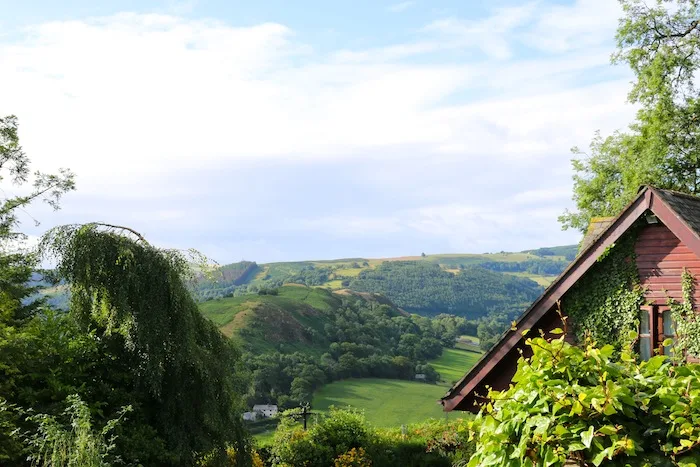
430,348 -> 482,386
504,271 -> 557,287
312,379 -> 452,427
310,347 -> 481,428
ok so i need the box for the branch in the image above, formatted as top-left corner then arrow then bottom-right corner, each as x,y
90,223 -> 149,245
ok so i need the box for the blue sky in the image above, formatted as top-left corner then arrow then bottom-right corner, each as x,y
1,0 -> 636,263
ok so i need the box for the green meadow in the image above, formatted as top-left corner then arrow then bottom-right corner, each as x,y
311,348 -> 480,428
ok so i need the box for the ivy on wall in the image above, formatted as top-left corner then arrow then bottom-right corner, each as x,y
668,269 -> 700,358
561,229 -> 645,350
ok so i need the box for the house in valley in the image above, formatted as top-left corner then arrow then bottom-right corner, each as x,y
442,186 -> 700,412
252,404 -> 278,418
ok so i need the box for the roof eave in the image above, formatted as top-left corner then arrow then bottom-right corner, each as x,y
441,186 -> 655,411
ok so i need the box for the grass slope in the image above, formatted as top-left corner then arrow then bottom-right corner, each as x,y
312,347 -> 480,427
198,286 -> 342,353
430,348 -> 482,386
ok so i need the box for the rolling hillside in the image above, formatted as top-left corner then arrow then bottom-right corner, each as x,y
194,245 -> 577,317
198,286 -> 477,408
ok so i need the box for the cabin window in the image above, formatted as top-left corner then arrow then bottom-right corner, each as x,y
638,306 -> 676,361
639,307 -> 652,361
661,309 -> 676,357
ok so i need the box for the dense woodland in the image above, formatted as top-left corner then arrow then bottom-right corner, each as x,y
349,262 -> 543,318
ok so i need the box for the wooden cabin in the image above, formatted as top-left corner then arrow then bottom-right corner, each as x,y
441,186 -> 700,412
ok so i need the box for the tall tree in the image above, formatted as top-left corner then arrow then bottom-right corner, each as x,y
40,224 -> 252,465
560,0 -> 700,232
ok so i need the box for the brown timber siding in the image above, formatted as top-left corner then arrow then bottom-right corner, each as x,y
636,223 -> 700,304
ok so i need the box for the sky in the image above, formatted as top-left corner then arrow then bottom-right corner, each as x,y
0,0 -> 637,264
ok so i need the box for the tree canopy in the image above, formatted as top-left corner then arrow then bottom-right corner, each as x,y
561,0 -> 700,231
0,116 -> 251,466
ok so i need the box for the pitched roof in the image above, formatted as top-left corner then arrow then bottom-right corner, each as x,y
655,189 -> 700,236
580,217 -> 615,251
441,186 -> 700,412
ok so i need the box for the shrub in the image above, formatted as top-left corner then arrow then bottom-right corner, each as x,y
467,330 -> 700,466
334,447 -> 371,467
269,408 -> 473,466
26,394 -> 130,467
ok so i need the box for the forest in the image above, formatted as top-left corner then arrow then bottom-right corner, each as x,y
349,261 -> 543,318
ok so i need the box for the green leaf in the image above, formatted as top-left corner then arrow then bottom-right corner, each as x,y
581,426 -> 595,449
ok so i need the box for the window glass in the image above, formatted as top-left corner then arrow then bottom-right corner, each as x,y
640,336 -> 652,361
640,310 -> 650,334
662,310 -> 675,357
662,310 -> 675,335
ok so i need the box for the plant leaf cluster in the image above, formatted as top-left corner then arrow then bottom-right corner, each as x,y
468,333 -> 700,466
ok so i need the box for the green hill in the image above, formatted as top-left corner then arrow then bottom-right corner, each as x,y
194,245 -> 576,316
198,285 -> 343,354
199,286 -> 476,408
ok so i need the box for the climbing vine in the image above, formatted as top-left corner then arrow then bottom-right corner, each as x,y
668,269 -> 700,358
562,229 -> 645,350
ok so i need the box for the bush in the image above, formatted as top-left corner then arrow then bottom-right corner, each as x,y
467,330 -> 700,466
269,408 -> 473,466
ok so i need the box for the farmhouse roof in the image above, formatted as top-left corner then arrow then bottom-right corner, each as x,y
441,185 -> 700,412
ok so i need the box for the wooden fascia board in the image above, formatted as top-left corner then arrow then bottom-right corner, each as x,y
649,189 -> 700,260
441,190 -> 651,412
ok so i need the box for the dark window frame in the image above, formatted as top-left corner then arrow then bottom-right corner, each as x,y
639,305 -> 676,360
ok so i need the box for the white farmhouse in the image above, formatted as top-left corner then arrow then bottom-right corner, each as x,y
252,404 -> 278,418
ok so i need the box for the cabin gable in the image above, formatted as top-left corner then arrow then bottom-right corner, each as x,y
442,186 -> 700,413
636,223 -> 700,305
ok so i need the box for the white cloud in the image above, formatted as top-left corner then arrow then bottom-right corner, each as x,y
0,3 -> 635,258
523,0 -> 623,53
423,3 -> 539,60
387,1 -> 416,13
0,8 -> 632,189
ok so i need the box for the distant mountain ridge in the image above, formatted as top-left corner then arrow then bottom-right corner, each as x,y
192,244 -> 577,318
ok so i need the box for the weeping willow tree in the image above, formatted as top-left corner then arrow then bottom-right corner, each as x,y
40,223 -> 251,466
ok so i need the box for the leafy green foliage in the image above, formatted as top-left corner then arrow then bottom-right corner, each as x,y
668,269 -> 700,358
269,408 -> 472,467
40,224 -> 251,465
349,262 -> 542,318
560,0 -> 700,231
27,394 -> 130,467
468,333 -> 700,466
477,313 -> 511,352
562,232 -> 645,349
